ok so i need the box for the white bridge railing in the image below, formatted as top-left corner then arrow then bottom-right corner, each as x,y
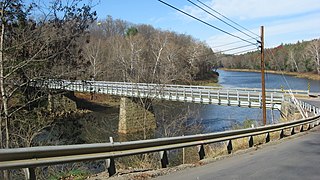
29,79 -> 306,110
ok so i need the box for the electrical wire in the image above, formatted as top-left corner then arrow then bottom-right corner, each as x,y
158,0 -> 257,46
187,0 -> 259,41
196,0 -> 260,38
212,38 -> 253,49
232,48 -> 259,55
218,44 -> 257,53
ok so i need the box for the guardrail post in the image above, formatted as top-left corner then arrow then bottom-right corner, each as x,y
160,150 -> 169,168
23,168 -> 36,180
106,158 -> 116,177
227,140 -> 233,154
198,145 -> 205,160
248,136 -> 254,148
279,129 -> 284,139
300,125 -> 304,132
307,123 -> 311,130
265,132 -> 270,143
290,127 -> 295,135
106,137 -> 116,176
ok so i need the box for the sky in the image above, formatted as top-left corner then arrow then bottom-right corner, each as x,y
32,0 -> 320,54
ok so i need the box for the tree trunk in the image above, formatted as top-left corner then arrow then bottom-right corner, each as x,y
1,10 -> 11,180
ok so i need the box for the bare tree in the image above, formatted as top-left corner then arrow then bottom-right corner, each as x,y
0,1 -> 95,179
287,48 -> 300,72
307,39 -> 320,74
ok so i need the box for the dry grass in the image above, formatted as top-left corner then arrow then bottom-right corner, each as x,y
204,130 -> 285,160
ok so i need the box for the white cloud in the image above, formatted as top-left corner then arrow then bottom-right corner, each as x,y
183,0 -> 320,20
202,2 -> 320,52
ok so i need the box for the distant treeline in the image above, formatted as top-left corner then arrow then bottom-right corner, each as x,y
220,39 -> 320,74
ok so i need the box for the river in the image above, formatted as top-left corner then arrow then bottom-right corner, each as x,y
199,70 -> 320,132
39,70 -> 320,144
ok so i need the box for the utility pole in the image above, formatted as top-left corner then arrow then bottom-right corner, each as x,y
260,26 -> 267,125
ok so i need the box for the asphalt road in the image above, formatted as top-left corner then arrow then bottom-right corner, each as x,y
155,126 -> 320,180
299,97 -> 320,108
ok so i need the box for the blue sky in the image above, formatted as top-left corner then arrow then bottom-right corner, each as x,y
30,0 -> 320,53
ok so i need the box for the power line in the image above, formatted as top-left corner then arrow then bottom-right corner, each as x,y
187,0 -> 259,41
233,48 -> 259,55
158,0 -> 257,46
212,38 -> 254,49
196,0 -> 260,38
215,47 -> 258,57
219,44 -> 258,53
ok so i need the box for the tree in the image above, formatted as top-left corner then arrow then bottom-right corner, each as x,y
0,0 -> 95,179
287,47 -> 299,72
307,39 -> 320,74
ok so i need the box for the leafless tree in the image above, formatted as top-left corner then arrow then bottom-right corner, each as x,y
0,1 -> 95,179
307,39 -> 320,74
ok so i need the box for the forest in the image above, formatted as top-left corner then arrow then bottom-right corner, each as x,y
221,39 -> 320,75
83,15 -> 218,84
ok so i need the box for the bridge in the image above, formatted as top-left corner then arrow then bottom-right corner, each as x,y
29,79 -> 318,134
0,79 -> 318,179
31,79 -> 309,110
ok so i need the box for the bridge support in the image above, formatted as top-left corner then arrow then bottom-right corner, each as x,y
118,97 -> 156,134
47,92 -> 77,112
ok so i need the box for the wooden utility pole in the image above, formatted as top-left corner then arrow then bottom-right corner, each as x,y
260,26 -> 267,125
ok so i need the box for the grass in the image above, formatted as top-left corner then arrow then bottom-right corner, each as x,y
49,169 -> 89,180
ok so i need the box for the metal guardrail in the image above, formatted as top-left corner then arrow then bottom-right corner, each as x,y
29,79 -> 295,109
0,102 -> 319,177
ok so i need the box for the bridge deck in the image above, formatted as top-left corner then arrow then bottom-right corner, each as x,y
31,79 -> 314,110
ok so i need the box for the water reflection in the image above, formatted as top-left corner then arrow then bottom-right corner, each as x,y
197,70 -> 319,132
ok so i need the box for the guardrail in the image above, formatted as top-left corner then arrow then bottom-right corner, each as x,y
30,79 -> 294,109
1,101 -> 319,178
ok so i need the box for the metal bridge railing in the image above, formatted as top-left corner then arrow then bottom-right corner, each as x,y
30,79 -> 293,109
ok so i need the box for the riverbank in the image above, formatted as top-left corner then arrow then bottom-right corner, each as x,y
221,68 -> 320,81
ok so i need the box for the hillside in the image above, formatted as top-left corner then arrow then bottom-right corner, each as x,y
220,39 -> 320,75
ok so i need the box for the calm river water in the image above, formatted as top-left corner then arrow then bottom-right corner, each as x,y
199,70 -> 320,132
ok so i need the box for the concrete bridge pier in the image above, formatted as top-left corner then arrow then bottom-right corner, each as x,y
118,97 -> 156,134
47,91 -> 77,112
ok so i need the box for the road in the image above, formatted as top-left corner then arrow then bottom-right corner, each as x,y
155,126 -> 320,180
300,97 -> 320,108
